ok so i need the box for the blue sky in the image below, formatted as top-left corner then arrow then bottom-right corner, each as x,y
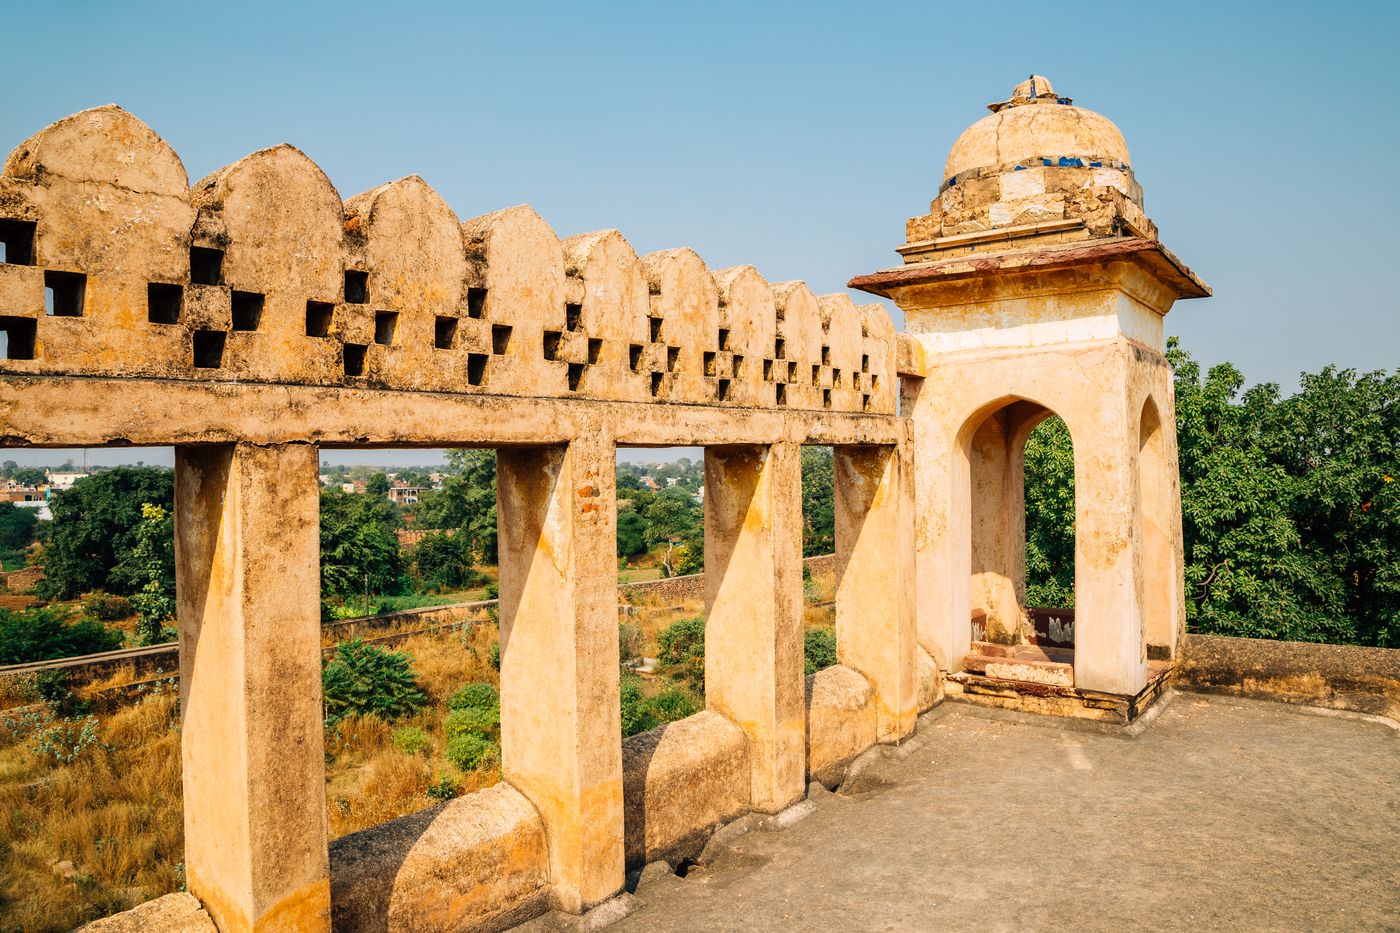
3,0 -> 1396,467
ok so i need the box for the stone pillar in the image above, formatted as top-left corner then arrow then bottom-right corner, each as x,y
175,442 -> 329,933
833,443 -> 917,742
1072,406 -> 1149,696
496,437 -> 624,913
703,443 -> 805,812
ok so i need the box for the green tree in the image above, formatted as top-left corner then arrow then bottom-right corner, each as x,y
37,466 -> 174,600
1023,416 -> 1076,607
129,503 -> 177,645
801,447 -> 835,557
365,472 -> 391,498
643,486 -> 702,576
321,638 -> 426,725
411,531 -> 481,591
320,486 -> 404,600
10,466 -> 47,487
0,502 -> 39,553
414,450 -> 498,563
616,510 -> 648,559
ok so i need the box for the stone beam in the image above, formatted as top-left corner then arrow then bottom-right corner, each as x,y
703,443 -> 805,812
496,438 -> 625,912
174,442 -> 329,932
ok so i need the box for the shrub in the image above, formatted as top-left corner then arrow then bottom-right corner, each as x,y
448,681 -> 499,711
426,771 -> 461,801
446,732 -> 498,771
489,643 -> 500,671
29,714 -> 103,764
657,616 -> 705,689
84,593 -> 133,622
803,627 -> 837,676
483,581 -> 500,600
650,688 -> 697,723
620,677 -> 657,737
392,726 -> 430,755
321,639 -> 427,726
444,706 -> 499,738
0,606 -> 123,665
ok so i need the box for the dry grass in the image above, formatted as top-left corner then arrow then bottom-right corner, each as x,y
0,687 -> 182,932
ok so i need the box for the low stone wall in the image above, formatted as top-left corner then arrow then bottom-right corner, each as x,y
1177,633 -> 1400,722
328,783 -> 551,933
805,665 -> 878,787
621,710 -> 750,868
620,553 -> 837,606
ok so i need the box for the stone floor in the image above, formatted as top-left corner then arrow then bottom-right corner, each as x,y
612,694 -> 1400,932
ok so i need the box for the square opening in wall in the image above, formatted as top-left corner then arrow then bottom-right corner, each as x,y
44,271 -> 85,317
374,311 -> 399,346
703,351 -> 716,377
649,371 -> 663,396
0,316 -> 37,360
192,330 -> 226,368
435,316 -> 458,350
344,270 -> 368,304
629,343 -> 642,371
666,346 -> 679,372
567,361 -> 584,391
718,328 -> 730,351
190,246 -> 224,286
467,353 -> 489,386
147,283 -> 183,324
787,361 -> 798,381
717,378 -> 731,401
231,291 -> 264,331
821,345 -> 830,365
467,287 -> 488,319
648,316 -> 662,342
566,303 -> 583,332
833,369 -> 842,388
343,343 -> 367,377
0,219 -> 36,266
863,393 -> 872,412
822,388 -> 832,409
732,354 -> 744,378
588,338 -> 603,365
811,364 -> 820,386
861,354 -> 870,372
491,324 -> 512,355
774,337 -> 785,358
762,359 -> 773,381
775,382 -> 787,406
543,330 -> 562,361
306,301 -> 334,337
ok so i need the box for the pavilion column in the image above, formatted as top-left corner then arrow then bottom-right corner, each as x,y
1073,410 -> 1149,696
834,443 -> 917,742
704,443 -> 805,812
175,442 -> 330,933
496,437 -> 624,913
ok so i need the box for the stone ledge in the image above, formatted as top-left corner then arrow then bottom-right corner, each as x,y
805,665 -> 878,787
328,782 -> 551,933
79,892 -> 216,932
1178,633 -> 1400,723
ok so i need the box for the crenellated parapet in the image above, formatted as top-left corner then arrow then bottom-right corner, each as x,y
0,105 -> 896,416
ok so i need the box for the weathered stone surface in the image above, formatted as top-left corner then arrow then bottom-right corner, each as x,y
328,783 -> 550,933
80,893 -> 216,932
621,711 -> 750,868
984,658 -> 1075,687
804,665 -> 877,786
915,645 -> 943,712
1178,634 -> 1400,722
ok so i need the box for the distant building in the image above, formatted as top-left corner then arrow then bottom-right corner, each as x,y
12,500 -> 51,521
388,481 -> 424,505
46,471 -> 89,491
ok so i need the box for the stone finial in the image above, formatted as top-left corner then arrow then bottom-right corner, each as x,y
987,74 -> 1071,112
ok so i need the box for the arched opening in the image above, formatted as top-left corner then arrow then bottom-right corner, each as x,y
960,399 -> 1076,685
1138,397 -> 1175,658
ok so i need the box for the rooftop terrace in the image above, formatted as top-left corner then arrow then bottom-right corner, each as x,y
603,694 -> 1399,932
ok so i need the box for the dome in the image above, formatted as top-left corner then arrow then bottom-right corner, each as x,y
943,76 -> 1130,183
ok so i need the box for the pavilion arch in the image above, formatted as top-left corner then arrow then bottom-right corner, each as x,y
953,395 -> 1078,658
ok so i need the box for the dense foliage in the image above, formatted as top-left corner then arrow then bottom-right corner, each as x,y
618,460 -> 704,576
0,607 -> 123,665
1024,342 -> 1399,647
801,447 -> 835,557
0,502 -> 39,565
414,450 -> 498,564
319,486 -> 404,599
321,639 -> 426,725
37,467 -> 174,600
128,503 -> 176,645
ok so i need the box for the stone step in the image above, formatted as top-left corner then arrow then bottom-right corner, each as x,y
962,649 -> 1075,688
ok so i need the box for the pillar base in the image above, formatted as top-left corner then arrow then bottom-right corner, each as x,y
944,658 -> 1174,726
